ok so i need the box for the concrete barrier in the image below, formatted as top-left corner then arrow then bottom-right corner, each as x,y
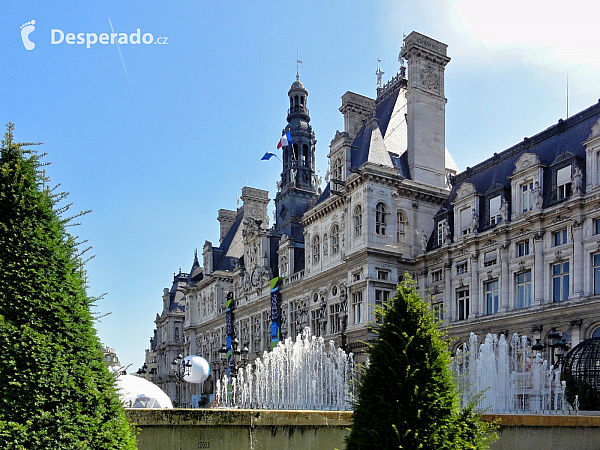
125,409 -> 600,450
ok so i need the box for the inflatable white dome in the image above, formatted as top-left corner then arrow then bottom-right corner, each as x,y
182,355 -> 210,384
116,373 -> 173,409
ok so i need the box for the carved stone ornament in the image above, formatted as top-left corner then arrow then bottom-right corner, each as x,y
454,182 -> 476,201
420,63 -> 439,91
586,117 -> 600,144
513,153 -> 541,174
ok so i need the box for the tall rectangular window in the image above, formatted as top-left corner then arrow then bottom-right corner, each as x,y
522,182 -> 534,212
484,280 -> 499,315
489,195 -> 501,225
374,289 -> 390,323
595,254 -> 600,295
517,240 -> 530,257
310,310 -> 321,337
456,288 -> 470,321
484,250 -> 497,267
552,262 -> 569,302
460,208 -> 471,235
352,291 -> 362,325
432,301 -> 444,322
456,261 -> 468,275
437,219 -> 447,246
557,166 -> 572,200
329,303 -> 341,334
516,270 -> 531,309
431,269 -> 443,282
553,229 -> 568,246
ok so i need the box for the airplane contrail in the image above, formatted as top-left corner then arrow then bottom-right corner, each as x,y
109,17 -> 137,108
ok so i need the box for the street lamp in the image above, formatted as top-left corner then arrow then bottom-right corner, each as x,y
171,353 -> 192,407
547,328 -> 567,366
219,338 -> 249,377
136,363 -> 148,377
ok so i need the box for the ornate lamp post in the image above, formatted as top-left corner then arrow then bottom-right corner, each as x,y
219,337 -> 249,377
547,328 -> 567,366
171,353 -> 192,407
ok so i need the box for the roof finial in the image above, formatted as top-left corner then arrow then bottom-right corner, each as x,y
398,33 -> 407,78
376,58 -> 384,89
296,44 -> 302,80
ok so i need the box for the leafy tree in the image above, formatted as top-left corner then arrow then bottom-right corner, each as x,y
0,124 -> 137,449
345,277 -> 495,450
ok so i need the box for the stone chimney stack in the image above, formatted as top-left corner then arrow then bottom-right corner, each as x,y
217,209 -> 237,243
401,31 -> 450,189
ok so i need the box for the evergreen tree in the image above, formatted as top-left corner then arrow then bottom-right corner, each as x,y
0,124 -> 137,449
345,277 -> 495,450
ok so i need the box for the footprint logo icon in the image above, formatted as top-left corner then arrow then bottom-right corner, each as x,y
20,20 -> 36,50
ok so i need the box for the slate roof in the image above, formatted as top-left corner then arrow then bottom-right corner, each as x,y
446,100 -> 600,209
213,212 -> 243,272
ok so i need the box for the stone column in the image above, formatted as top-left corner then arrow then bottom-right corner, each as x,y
570,319 -> 583,347
533,232 -> 544,306
499,243 -> 510,312
572,221 -> 584,298
444,262 -> 453,321
470,253 -> 479,317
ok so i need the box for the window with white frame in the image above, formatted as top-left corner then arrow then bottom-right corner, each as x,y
489,195 -> 501,226
517,240 -> 530,257
595,254 -> 600,295
377,270 -> 389,280
310,310 -> 321,337
456,260 -> 468,275
312,235 -> 320,264
375,202 -> 387,235
484,280 -> 499,315
352,291 -> 362,325
483,250 -> 497,267
460,208 -> 471,235
431,269 -> 443,282
437,219 -> 447,246
522,181 -> 534,212
456,288 -> 470,321
552,262 -> 569,302
556,166 -> 572,200
553,229 -> 568,246
515,271 -> 531,309
354,205 -> 362,237
432,301 -> 444,322
329,303 -> 341,334
374,289 -> 390,323
332,157 -> 343,181
397,211 -> 406,243
279,254 -> 288,276
331,224 -> 339,254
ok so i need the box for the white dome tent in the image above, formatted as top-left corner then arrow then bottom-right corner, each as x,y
115,372 -> 173,409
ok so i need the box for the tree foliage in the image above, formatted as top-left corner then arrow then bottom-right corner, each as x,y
346,277 -> 495,450
0,124 -> 137,449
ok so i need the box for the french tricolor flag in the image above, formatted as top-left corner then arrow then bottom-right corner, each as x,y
277,132 -> 293,149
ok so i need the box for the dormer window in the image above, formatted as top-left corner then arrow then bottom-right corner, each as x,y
436,219 -> 447,246
556,166 -> 572,200
489,195 -> 501,226
332,157 -> 343,181
522,182 -> 534,212
459,208 -> 471,236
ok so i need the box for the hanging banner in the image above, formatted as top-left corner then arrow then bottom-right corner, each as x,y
270,277 -> 282,350
225,292 -> 235,375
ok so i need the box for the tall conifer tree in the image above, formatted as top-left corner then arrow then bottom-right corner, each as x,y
0,124 -> 137,449
346,278 -> 495,450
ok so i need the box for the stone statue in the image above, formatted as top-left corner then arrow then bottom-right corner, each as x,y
500,197 -> 509,223
533,181 -> 543,209
419,230 -> 427,253
572,166 -> 583,194
471,209 -> 479,233
444,223 -> 452,244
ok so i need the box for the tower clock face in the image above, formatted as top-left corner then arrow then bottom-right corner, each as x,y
251,268 -> 260,286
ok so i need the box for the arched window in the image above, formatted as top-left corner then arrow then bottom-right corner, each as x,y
331,224 -> 340,254
302,144 -> 309,166
323,233 -> 328,257
354,205 -> 362,237
280,254 -> 288,276
593,327 -> 600,339
397,211 -> 406,243
313,235 -> 320,264
376,202 -> 388,235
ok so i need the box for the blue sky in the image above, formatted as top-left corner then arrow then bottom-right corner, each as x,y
2,1 -> 599,371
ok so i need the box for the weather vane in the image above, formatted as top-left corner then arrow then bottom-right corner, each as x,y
296,45 -> 303,79
376,58 -> 384,89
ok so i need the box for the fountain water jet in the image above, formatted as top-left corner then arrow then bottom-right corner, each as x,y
452,332 -> 568,413
216,328 -> 354,410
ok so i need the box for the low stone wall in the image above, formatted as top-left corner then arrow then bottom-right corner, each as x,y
125,409 -> 352,450
125,409 -> 600,450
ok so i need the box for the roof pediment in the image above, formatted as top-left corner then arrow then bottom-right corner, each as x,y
454,182 -> 476,201
513,152 -> 541,174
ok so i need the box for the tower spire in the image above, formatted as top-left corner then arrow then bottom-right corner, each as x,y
296,46 -> 303,80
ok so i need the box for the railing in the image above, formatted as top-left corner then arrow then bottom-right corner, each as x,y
283,270 -> 305,286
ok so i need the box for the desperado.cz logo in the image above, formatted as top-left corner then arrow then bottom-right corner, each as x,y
52,28 -> 168,48
20,19 -> 168,50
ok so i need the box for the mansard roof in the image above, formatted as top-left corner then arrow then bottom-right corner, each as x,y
446,100 -> 600,208
212,211 -> 243,272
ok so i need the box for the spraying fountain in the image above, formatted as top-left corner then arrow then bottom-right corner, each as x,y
452,332 -> 570,413
216,328 -> 355,410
